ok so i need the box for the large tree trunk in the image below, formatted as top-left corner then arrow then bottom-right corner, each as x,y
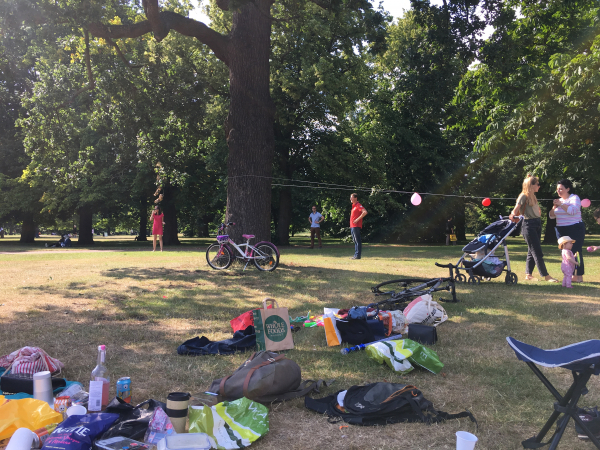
455,197 -> 466,242
137,196 -> 148,241
78,207 -> 94,245
225,0 -> 275,243
162,183 -> 180,246
543,200 -> 556,243
19,213 -> 36,243
276,188 -> 292,246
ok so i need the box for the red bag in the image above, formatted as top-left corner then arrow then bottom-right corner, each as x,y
230,305 -> 272,333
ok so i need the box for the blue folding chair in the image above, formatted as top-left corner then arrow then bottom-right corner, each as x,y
507,337 -> 600,449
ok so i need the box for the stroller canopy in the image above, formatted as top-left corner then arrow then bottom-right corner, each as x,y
462,219 -> 519,253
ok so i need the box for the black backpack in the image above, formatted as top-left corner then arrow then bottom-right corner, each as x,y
305,382 -> 476,426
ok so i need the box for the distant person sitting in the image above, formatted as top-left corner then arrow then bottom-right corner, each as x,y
45,234 -> 71,248
308,205 -> 324,249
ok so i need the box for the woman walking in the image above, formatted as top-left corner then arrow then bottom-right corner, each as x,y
549,179 -> 585,282
150,205 -> 164,252
509,175 -> 558,282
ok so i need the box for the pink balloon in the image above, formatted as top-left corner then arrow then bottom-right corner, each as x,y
411,193 -> 422,206
581,198 -> 591,208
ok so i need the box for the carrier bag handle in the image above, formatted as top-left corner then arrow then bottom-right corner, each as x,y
262,298 -> 279,309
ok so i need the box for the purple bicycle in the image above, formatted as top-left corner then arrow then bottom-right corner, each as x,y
206,222 -> 280,271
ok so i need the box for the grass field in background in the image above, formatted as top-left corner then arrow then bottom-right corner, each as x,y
1,234 -> 600,449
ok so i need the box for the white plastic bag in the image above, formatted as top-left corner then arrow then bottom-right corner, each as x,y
403,294 -> 448,327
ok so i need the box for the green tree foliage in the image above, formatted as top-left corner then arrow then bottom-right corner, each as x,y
454,0 -> 600,238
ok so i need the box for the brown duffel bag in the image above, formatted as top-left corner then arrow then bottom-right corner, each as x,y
209,351 -> 331,403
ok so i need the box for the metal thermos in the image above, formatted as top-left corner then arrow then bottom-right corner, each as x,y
33,371 -> 54,407
166,392 -> 190,433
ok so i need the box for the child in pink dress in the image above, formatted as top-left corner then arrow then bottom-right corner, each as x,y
150,206 -> 164,252
558,236 -> 577,288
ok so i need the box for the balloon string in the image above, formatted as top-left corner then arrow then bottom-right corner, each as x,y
228,176 -> 596,203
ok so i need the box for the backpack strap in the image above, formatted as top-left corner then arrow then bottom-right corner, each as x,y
382,385 -> 417,403
267,378 -> 335,402
219,375 -> 231,396
242,354 -> 287,398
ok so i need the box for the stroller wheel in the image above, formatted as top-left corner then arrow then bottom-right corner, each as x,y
484,277 -> 491,282
467,276 -> 480,285
505,272 -> 518,285
456,274 -> 467,283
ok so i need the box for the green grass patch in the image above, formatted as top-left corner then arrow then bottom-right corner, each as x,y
1,235 -> 600,449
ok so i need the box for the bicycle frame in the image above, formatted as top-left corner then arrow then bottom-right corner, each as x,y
219,238 -> 267,261
214,222 -> 277,270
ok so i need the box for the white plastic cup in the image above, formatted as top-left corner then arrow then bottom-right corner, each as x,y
456,431 -> 478,450
33,371 -> 53,407
66,405 -> 87,417
6,428 -> 38,450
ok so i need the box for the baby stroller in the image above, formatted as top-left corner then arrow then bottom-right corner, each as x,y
450,216 -> 523,285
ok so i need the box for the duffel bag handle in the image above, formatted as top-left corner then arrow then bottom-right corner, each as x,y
263,297 -> 279,309
242,354 -> 286,399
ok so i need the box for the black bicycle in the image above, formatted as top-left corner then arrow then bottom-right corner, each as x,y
370,263 -> 458,310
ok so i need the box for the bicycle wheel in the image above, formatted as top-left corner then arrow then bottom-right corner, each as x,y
206,244 -> 233,270
253,242 -> 279,271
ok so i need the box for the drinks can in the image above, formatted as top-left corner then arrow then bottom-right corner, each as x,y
53,396 -> 71,418
116,377 -> 132,403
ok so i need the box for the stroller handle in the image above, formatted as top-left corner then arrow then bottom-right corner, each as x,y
500,215 -> 523,222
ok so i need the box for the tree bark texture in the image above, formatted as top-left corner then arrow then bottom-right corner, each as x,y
162,183 -> 180,246
225,0 -> 275,243
455,198 -> 466,242
138,196 -> 148,241
19,213 -> 36,243
543,201 -> 556,244
78,207 -> 94,245
86,4 -> 277,244
276,188 -> 292,245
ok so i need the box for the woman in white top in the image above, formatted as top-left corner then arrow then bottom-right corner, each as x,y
549,179 -> 585,282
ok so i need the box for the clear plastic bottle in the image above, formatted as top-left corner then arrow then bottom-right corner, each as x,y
89,345 -> 110,410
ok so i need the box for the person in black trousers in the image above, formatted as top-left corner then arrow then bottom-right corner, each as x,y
509,175 -> 558,282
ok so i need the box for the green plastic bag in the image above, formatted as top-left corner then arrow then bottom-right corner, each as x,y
365,339 -> 444,375
365,342 -> 414,374
400,339 -> 444,374
188,397 -> 269,450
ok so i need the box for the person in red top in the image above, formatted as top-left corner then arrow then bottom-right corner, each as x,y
349,193 -> 367,259
150,205 -> 164,252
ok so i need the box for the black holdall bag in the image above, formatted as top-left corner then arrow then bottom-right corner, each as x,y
209,351 -> 332,403
407,324 -> 438,345
305,382 -> 476,427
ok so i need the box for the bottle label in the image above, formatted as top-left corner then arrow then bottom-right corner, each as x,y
88,380 -> 104,411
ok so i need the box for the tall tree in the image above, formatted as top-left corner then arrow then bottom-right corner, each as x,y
4,0 -> 386,243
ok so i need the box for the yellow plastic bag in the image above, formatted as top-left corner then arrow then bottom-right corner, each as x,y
0,397 -> 63,440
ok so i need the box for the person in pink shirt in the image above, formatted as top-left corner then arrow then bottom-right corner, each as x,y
149,205 -> 164,252
558,236 -> 578,288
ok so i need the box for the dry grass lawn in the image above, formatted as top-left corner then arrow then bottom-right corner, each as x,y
1,234 -> 600,449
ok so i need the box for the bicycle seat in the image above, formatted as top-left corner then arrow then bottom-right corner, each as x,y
242,234 -> 255,240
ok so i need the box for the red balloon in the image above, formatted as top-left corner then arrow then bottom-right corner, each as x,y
482,198 -> 491,207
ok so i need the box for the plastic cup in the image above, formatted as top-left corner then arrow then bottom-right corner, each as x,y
456,431 -> 478,450
66,405 -> 87,417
